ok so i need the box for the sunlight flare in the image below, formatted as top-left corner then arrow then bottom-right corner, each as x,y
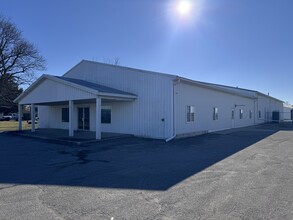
177,0 -> 193,16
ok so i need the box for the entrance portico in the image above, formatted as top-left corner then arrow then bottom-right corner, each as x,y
14,75 -> 136,140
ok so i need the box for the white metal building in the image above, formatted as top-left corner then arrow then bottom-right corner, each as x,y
15,60 -> 284,140
283,103 -> 293,121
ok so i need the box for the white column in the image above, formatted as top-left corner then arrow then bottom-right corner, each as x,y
69,100 -> 74,137
18,104 -> 22,131
96,97 -> 101,140
31,104 -> 35,132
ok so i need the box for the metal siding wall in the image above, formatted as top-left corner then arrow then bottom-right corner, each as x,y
283,106 -> 293,120
20,79 -> 95,105
175,83 -> 255,135
256,95 -> 283,123
41,104 -> 96,131
48,106 -> 68,130
100,102 -> 134,135
257,95 -> 269,123
38,106 -> 50,128
65,61 -> 173,139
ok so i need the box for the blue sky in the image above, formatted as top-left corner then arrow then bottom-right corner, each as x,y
2,0 -> 293,103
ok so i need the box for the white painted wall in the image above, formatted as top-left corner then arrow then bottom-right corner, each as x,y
256,94 -> 283,123
38,106 -> 51,128
39,102 -> 144,135
19,78 -> 96,105
100,102 -> 135,135
174,82 -> 256,136
64,61 -> 174,139
39,105 -> 72,130
39,103 -> 96,131
283,104 -> 292,120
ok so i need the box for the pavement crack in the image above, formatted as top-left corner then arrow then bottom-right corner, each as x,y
36,186 -> 67,220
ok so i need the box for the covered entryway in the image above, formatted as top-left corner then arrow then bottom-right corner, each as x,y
14,75 -> 137,140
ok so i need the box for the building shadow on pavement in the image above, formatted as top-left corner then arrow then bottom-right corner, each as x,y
0,123 -> 292,191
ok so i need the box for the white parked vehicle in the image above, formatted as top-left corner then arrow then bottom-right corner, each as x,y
0,113 -> 18,121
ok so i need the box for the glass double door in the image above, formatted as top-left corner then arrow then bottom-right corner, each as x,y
78,107 -> 90,130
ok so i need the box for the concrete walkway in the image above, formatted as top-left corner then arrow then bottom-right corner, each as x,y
11,122 -> 293,144
12,128 -> 133,144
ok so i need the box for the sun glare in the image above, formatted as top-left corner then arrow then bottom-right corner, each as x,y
166,0 -> 204,27
177,0 -> 193,16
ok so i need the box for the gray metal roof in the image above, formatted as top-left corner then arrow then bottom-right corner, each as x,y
54,76 -> 136,96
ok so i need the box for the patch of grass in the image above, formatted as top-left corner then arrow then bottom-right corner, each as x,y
0,120 -> 37,131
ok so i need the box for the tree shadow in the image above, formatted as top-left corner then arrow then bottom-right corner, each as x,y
0,123 -> 292,191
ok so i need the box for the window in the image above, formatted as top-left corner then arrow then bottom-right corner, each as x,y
62,108 -> 69,122
101,109 -> 111,124
239,109 -> 243,119
249,110 -> 252,119
232,109 -> 235,119
186,106 -> 195,122
213,107 -> 219,120
258,110 -> 262,118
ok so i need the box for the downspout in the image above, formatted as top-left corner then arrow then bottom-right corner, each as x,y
257,95 -> 259,123
166,78 -> 179,142
253,99 -> 257,125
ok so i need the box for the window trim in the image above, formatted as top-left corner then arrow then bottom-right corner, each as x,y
258,110 -> 262,118
186,105 -> 195,123
249,110 -> 252,119
61,107 -> 69,122
213,107 -> 219,120
101,106 -> 111,124
239,109 -> 244,119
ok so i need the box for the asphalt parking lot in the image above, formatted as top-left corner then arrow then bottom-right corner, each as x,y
1,123 -> 293,220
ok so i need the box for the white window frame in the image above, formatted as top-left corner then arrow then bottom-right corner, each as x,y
186,105 -> 195,123
240,109 -> 244,119
213,107 -> 219,120
61,107 -> 69,122
101,106 -> 112,124
258,110 -> 262,118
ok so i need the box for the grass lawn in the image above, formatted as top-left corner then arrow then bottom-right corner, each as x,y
0,120 -> 37,131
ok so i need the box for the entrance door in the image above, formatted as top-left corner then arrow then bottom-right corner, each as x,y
78,107 -> 90,130
231,108 -> 235,128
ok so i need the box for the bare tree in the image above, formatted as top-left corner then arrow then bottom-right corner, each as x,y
102,57 -> 120,66
0,15 -> 46,85
113,57 -> 120,65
